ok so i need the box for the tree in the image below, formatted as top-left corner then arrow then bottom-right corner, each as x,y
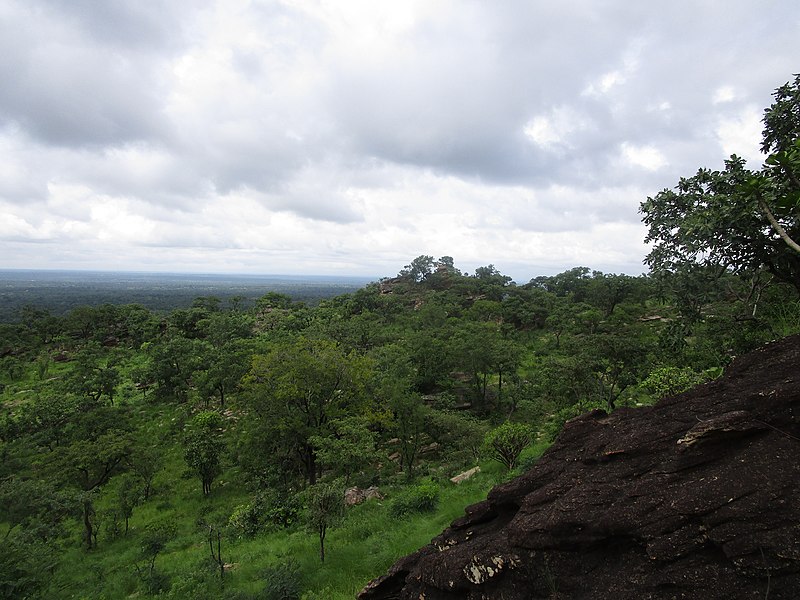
64,343 -> 120,405
145,334 -> 203,402
135,520 -> 176,595
399,255 -> 434,283
530,266 -> 592,300
196,338 -> 251,408
584,331 -> 651,411
472,264 -> 514,300
450,322 -> 521,408
126,444 -> 162,501
501,288 -> 552,330
450,322 -> 496,405
17,394 -> 77,451
306,480 -> 345,562
242,338 -> 370,485
0,477 -> 77,544
641,76 -> 800,294
183,411 -> 224,496
585,272 -> 637,317
763,74 -> 800,156
52,428 -> 131,548
309,416 -> 377,484
389,390 -> 427,478
114,473 -> 141,534
424,409 -> 487,465
483,423 -> 532,471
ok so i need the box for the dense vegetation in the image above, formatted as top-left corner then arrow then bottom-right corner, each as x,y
1,76 -> 798,599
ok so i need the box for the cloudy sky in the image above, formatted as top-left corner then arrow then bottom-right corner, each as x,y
1,1 -> 798,281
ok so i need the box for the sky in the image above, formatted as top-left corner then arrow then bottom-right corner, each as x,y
1,1 -> 798,282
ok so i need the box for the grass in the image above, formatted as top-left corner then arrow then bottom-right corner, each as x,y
1,363 -> 550,599
37,441 -> 511,599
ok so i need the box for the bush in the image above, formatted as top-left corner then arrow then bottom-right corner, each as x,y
483,422 -> 532,470
389,481 -> 440,518
228,488 -> 302,538
257,560 -> 303,600
640,365 -> 711,399
228,502 -> 262,537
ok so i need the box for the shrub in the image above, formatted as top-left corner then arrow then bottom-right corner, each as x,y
389,481 -> 440,518
257,559 -> 303,600
228,489 -> 301,537
264,491 -> 301,529
640,365 -> 711,399
483,422 -> 532,470
228,502 -> 262,537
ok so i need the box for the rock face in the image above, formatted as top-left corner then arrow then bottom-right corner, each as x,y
359,335 -> 800,599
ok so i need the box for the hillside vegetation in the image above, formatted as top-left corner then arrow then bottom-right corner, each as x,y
2,256 -> 799,599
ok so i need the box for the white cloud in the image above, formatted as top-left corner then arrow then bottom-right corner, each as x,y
523,107 -> 592,151
620,143 -> 668,171
1,0 -> 798,278
712,85 -> 737,104
715,105 -> 764,166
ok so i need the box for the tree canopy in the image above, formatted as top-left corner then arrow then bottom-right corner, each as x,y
641,75 -> 800,293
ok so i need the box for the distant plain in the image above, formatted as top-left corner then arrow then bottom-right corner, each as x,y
0,270 -> 375,322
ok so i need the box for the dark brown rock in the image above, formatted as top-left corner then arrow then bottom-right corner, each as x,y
359,335 -> 800,599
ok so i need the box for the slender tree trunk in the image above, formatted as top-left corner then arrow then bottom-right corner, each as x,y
83,500 -> 94,549
219,532 -> 224,580
498,369 -> 503,403
306,448 -> 317,485
759,196 -> 800,254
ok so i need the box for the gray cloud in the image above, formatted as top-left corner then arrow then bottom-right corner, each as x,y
1,0 -> 798,277
0,3 -> 173,147
38,0 -> 195,51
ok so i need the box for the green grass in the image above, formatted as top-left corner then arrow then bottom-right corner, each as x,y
40,457 -> 504,599
2,364 -> 549,599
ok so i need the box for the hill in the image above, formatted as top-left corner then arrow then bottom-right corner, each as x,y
360,334 -> 800,599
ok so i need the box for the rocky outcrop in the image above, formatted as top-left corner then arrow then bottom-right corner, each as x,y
450,466 -> 481,485
359,335 -> 800,599
345,486 -> 384,506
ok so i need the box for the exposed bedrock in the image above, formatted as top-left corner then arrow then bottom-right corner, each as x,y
359,334 -> 800,599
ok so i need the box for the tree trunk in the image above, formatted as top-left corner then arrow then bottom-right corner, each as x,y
498,369 -> 503,403
83,499 -> 94,549
305,447 -> 317,485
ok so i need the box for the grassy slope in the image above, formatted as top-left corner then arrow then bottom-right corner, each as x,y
45,458 -> 506,599
22,380 -> 549,599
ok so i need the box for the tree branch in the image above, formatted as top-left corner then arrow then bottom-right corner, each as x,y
758,196 -> 800,254
783,164 -> 800,191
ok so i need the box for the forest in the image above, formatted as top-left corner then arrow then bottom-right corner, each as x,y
1,77 -> 799,599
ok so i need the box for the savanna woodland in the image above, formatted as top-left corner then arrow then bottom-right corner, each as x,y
2,76 -> 800,600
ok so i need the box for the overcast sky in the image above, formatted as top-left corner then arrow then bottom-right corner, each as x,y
1,1 -> 798,282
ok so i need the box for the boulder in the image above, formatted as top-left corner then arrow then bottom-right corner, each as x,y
345,486 -> 384,506
359,334 -> 800,599
450,466 -> 481,485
